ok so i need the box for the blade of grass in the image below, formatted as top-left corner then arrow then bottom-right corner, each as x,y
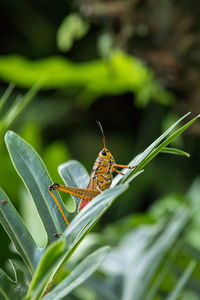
144,243 -> 182,300
0,83 -> 15,111
0,82 -> 41,135
141,114 -> 200,169
160,147 -> 190,157
119,170 -> 144,185
122,207 -> 190,300
166,261 -> 196,300
113,112 -> 191,186
123,114 -> 200,184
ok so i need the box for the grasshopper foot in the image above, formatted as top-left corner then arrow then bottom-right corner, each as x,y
131,164 -> 138,169
54,233 -> 62,238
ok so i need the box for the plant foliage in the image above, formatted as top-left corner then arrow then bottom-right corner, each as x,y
0,52 -> 174,107
0,113 -> 199,299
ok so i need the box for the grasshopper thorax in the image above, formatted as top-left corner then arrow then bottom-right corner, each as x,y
88,147 -> 115,192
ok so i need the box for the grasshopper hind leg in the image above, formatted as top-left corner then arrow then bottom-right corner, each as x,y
48,181 -> 101,233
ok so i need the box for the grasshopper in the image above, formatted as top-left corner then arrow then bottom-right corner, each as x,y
48,122 -> 136,226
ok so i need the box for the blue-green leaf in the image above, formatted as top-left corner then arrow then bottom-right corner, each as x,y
63,185 -> 128,249
0,188 -> 39,272
166,261 -> 196,300
43,185 -> 128,285
113,112 -> 192,186
120,113 -> 199,185
122,208 -> 190,300
0,260 -> 28,300
43,246 -> 110,300
58,160 -> 89,210
5,131 -> 71,242
25,240 -> 65,300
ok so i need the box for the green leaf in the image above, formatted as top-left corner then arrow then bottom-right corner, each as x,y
43,246 -> 110,300
57,14 -> 89,52
2,129 -> 128,292
166,261 -> 196,300
144,243 -> 183,300
161,147 -> 190,157
58,160 -> 89,210
144,260 -> 171,300
0,83 -> 15,111
122,207 -> 190,300
63,185 -> 128,248
113,112 -> 190,186
114,169 -> 144,186
0,83 -> 41,135
84,277 -> 120,300
43,141 -> 70,184
1,112 -> 198,299
45,185 -> 128,287
5,131 -> 71,242
119,113 -> 199,185
20,188 -> 47,248
0,53 -> 173,107
0,260 -> 28,300
25,240 -> 65,300
141,114 -> 200,169
0,188 -> 39,272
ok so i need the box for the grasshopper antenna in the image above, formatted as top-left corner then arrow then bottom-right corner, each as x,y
96,121 -> 106,149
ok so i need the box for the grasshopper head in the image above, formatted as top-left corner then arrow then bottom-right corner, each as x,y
99,148 -> 114,162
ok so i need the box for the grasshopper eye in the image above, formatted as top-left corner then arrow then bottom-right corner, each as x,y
101,150 -> 107,156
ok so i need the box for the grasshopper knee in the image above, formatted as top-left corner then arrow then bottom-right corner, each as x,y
48,182 -> 59,191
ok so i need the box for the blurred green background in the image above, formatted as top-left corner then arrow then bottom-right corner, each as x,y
0,0 -> 200,298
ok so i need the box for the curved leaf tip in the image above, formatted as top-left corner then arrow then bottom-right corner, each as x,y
4,130 -> 16,144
